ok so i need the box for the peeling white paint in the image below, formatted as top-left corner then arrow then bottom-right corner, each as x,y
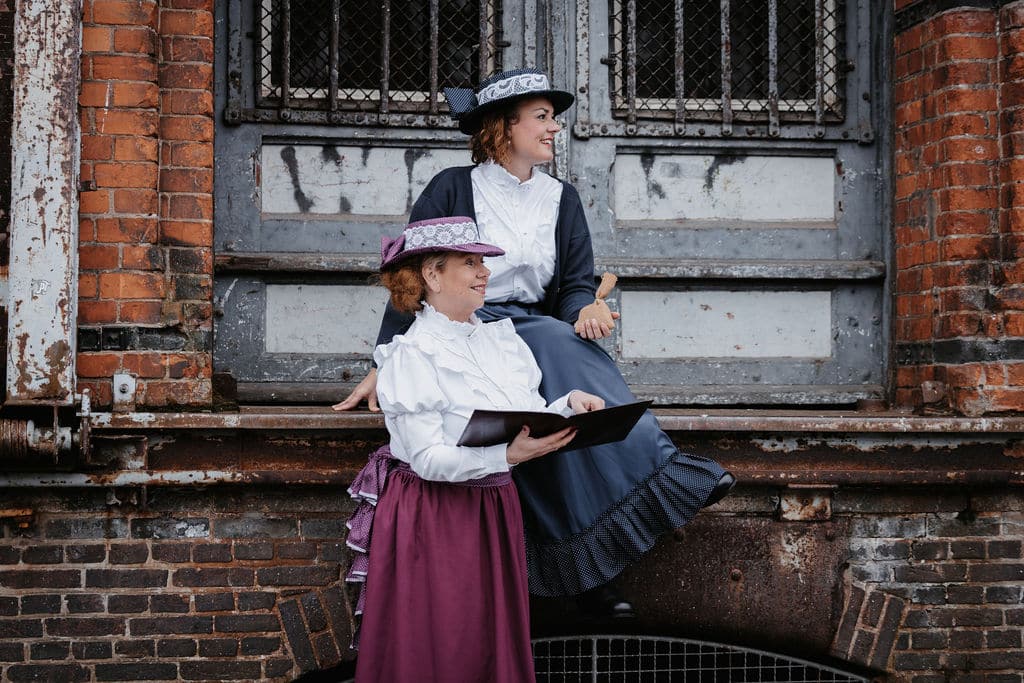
261,145 -> 469,215
265,284 -> 388,353
6,0 -> 82,404
612,153 -> 836,223
620,290 -> 832,358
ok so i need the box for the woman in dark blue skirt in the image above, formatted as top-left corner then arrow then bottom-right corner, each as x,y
336,68 -> 734,611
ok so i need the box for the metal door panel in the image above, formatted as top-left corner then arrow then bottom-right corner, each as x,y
558,0 -> 888,404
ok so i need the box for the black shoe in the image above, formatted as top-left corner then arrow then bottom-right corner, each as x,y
577,584 -> 636,619
705,471 -> 736,507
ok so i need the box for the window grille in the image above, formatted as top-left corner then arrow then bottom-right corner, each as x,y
255,0 -> 503,119
532,636 -> 870,682
608,0 -> 845,130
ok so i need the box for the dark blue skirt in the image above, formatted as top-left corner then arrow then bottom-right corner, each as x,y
477,302 -> 727,597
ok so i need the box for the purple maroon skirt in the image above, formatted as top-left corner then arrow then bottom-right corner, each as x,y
350,452 -> 535,683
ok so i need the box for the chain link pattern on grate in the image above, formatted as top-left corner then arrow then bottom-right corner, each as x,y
533,636 -> 871,683
609,0 -> 844,123
257,0 -> 502,111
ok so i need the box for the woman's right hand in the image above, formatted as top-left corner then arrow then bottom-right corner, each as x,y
331,368 -> 380,412
506,425 -> 577,465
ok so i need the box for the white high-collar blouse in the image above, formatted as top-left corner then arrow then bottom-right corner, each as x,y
471,161 -> 562,304
374,304 -> 573,483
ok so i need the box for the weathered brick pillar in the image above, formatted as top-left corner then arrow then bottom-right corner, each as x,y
996,3 -> 1024,404
894,1 -> 1024,415
77,0 -> 213,408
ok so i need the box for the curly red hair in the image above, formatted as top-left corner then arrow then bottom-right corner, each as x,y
470,107 -> 519,165
380,253 -> 449,313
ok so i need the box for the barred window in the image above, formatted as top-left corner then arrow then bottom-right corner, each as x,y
609,0 -> 844,125
257,0 -> 503,116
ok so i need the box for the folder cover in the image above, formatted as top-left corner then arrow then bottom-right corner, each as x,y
456,400 -> 653,451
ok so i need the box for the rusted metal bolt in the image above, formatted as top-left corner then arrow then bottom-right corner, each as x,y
118,384 -> 130,394
730,569 -> 742,581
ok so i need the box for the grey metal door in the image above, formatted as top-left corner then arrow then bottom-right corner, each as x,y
556,0 -> 889,404
213,0 -> 890,405
214,0 -> 508,402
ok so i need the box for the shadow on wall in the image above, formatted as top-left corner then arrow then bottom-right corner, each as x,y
292,663 -> 353,682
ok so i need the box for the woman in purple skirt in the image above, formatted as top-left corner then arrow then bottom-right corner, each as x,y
350,216 -> 605,682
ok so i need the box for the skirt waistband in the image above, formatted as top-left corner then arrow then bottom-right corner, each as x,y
393,462 -> 512,488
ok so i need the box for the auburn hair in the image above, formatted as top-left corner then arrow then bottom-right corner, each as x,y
470,106 -> 519,165
380,253 -> 449,313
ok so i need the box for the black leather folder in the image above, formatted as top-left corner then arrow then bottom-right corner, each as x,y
456,400 -> 653,451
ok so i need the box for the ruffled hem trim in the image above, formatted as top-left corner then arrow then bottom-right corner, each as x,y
523,449 -> 723,597
343,445 -> 397,650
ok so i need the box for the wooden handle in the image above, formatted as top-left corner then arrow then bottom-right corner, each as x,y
595,272 -> 617,300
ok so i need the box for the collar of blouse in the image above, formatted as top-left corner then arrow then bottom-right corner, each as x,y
479,160 -> 539,191
415,302 -> 482,340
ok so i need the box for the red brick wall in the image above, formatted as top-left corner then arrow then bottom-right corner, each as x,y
894,2 -> 1024,415
77,0 -> 214,410
0,488 -> 356,681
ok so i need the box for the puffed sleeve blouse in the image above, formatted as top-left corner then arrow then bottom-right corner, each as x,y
373,303 -> 573,483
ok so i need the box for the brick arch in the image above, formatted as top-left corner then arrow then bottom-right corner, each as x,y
277,582 -> 356,675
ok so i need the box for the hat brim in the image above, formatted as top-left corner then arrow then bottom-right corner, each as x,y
456,89 -> 575,135
381,242 -> 506,270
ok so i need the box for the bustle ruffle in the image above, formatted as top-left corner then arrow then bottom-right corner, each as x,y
344,444 -> 396,649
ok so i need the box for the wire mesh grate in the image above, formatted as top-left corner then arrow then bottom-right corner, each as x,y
608,0 -> 845,124
256,0 -> 502,114
532,636 -> 871,683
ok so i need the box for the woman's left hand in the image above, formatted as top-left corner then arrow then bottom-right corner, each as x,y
569,390 -> 605,414
574,312 -> 620,340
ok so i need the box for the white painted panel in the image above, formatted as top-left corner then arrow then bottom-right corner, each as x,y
265,285 -> 389,354
621,290 -> 832,358
612,154 -> 835,223
261,145 -> 470,215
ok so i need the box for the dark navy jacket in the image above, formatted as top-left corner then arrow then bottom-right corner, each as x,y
374,165 -> 598,347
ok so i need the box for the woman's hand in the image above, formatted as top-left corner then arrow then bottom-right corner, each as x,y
574,312 -> 620,340
331,368 -> 380,412
568,390 -> 605,414
506,426 -> 577,465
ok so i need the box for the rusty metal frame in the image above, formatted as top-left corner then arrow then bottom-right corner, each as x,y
86,407 -> 1024,435
1,407 -> 1014,489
